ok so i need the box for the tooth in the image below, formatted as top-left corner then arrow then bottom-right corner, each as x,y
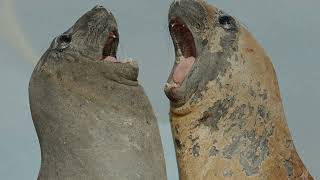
122,58 -> 138,67
112,35 -> 117,38
165,82 -> 180,89
177,56 -> 186,64
176,57 -> 181,64
123,58 -> 133,63
177,48 -> 183,57
123,60 -> 132,64
171,23 -> 176,28
174,0 -> 181,5
165,83 -> 172,89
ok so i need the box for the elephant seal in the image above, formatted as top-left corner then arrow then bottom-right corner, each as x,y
164,0 -> 313,179
29,6 -> 167,180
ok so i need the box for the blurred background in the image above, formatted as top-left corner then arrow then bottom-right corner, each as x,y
0,0 -> 319,179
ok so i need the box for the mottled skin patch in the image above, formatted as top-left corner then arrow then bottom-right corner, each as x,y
192,143 -> 200,157
165,0 -> 313,179
209,146 -> 219,157
175,138 -> 183,150
284,160 -> 294,177
29,6 -> 166,180
199,96 -> 235,131
239,131 -> 270,176
223,170 -> 233,177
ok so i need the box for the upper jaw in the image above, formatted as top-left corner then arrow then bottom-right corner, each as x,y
71,6 -> 140,82
81,7 -> 138,66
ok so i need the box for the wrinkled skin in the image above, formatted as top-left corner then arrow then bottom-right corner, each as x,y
164,0 -> 313,179
29,6 -> 167,180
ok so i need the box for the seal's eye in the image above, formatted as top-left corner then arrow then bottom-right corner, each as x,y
55,34 -> 72,52
218,15 -> 237,31
58,34 -> 72,44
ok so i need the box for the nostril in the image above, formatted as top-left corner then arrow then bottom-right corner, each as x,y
93,5 -> 104,9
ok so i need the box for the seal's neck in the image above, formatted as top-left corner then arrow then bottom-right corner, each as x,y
170,33 -> 311,178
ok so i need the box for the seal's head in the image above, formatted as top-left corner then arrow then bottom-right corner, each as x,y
34,5 -> 138,86
165,0 -> 240,107
165,0 -> 277,113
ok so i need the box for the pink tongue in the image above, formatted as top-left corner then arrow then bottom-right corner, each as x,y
104,56 -> 118,62
173,56 -> 195,84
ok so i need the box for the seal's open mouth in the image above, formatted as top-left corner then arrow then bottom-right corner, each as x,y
169,17 -> 196,86
102,29 -> 119,62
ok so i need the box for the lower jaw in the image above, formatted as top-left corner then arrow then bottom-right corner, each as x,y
165,81 -> 183,102
163,88 -> 196,116
165,56 -> 196,99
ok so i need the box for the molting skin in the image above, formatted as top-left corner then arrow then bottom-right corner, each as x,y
164,0 -> 313,179
29,6 -> 167,180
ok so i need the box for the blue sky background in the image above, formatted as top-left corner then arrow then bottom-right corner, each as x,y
0,0 -> 319,179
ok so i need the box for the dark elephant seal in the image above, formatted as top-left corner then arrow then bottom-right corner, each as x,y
164,0 -> 313,179
29,5 -> 167,180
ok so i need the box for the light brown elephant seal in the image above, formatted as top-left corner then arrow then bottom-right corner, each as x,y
29,5 -> 167,180
164,0 -> 313,179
